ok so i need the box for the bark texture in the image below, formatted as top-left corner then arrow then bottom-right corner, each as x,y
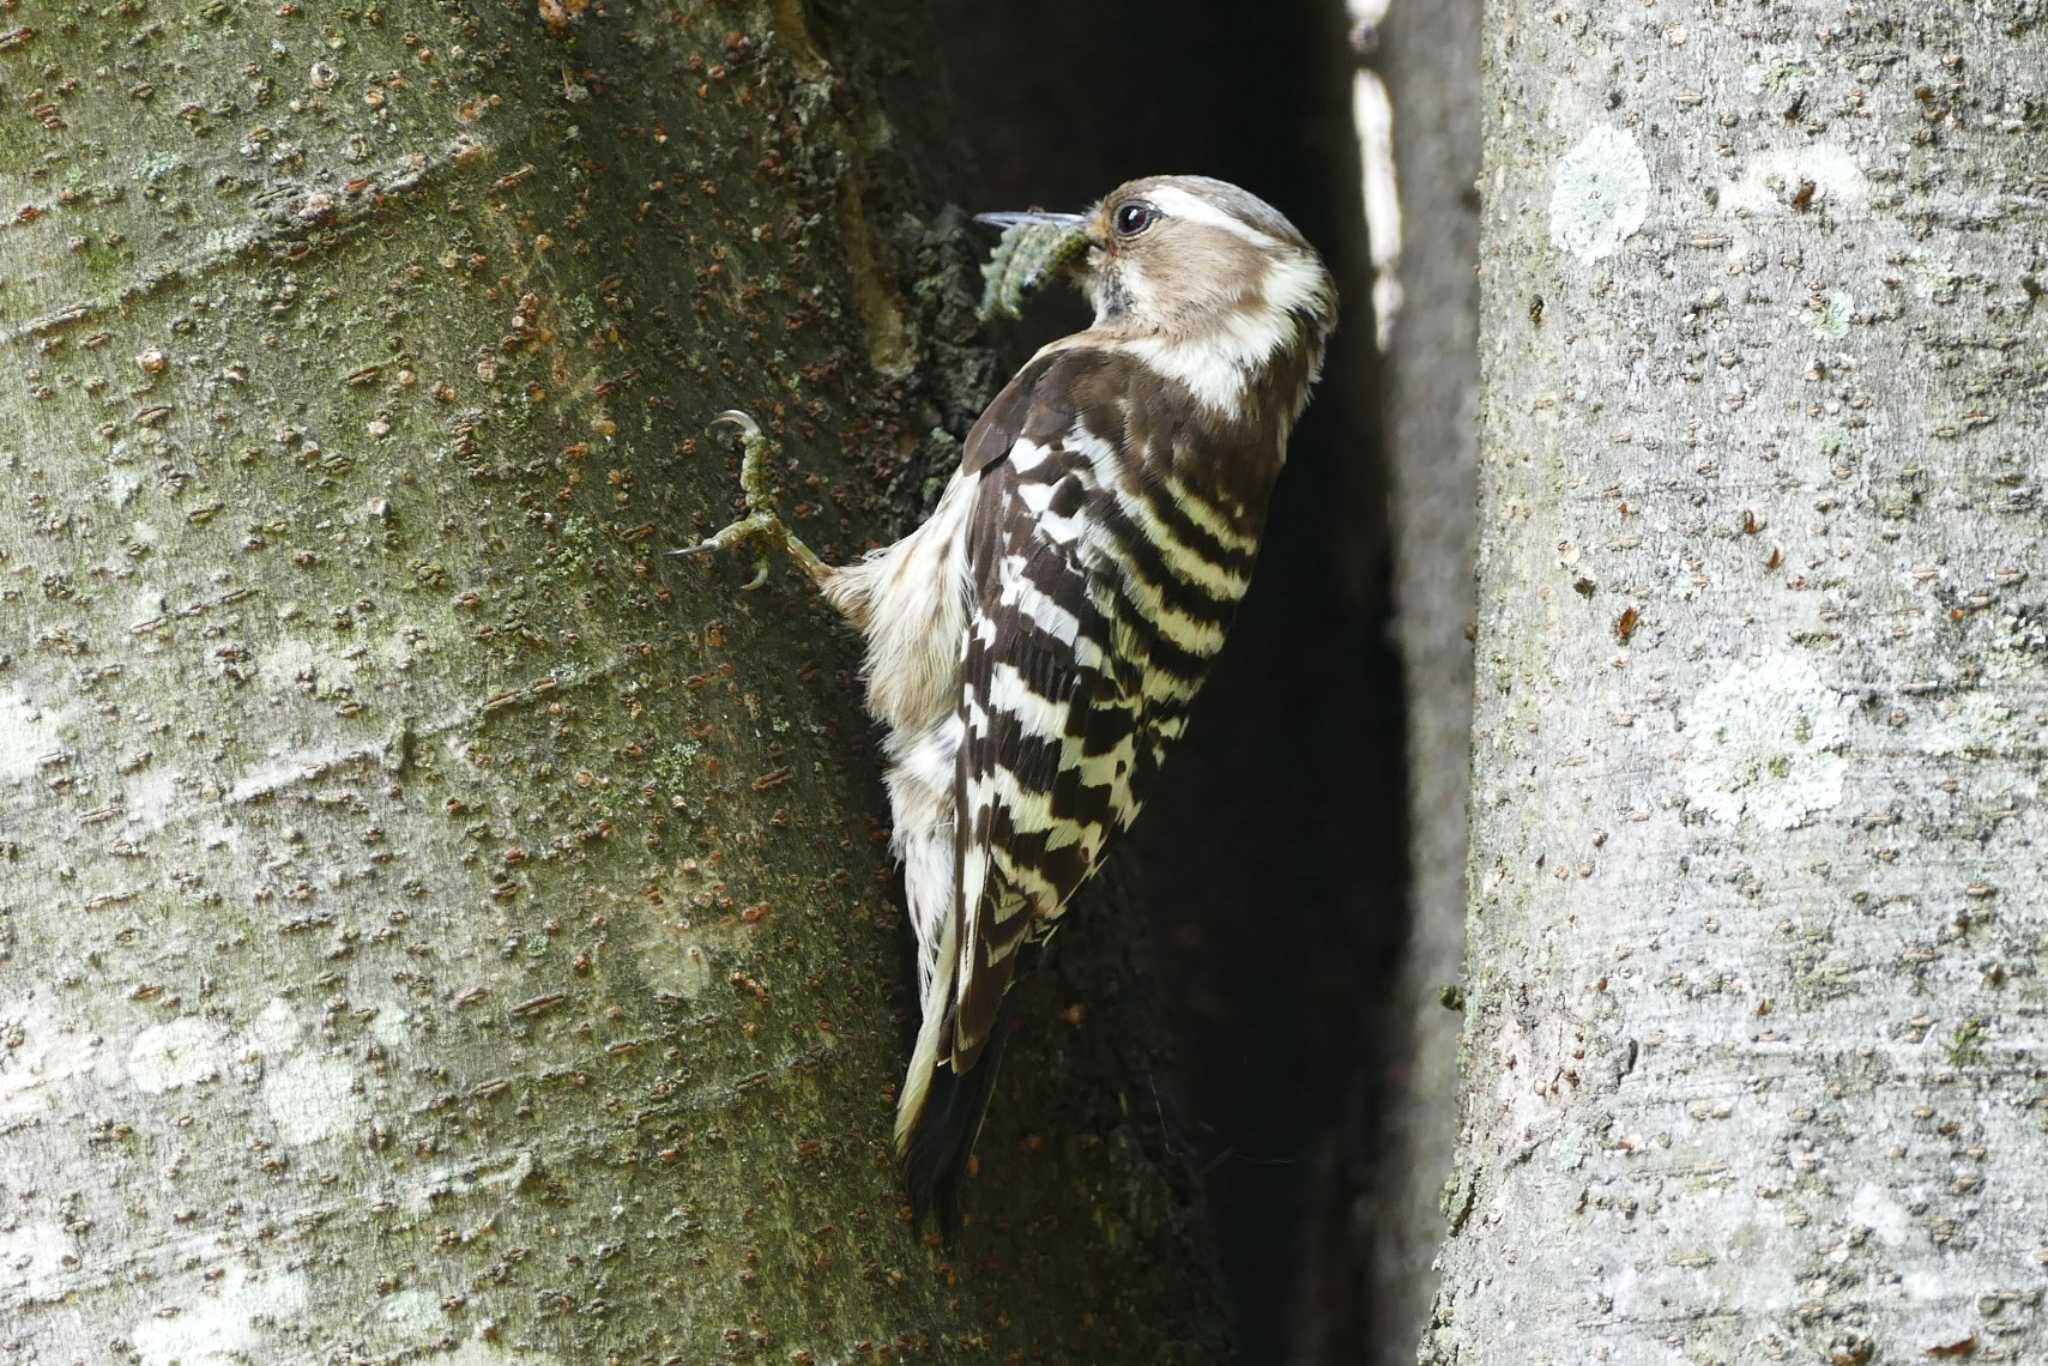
1434,2 -> 2047,1361
0,2 -> 1228,1360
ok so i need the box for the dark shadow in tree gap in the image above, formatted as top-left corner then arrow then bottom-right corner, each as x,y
930,3 -> 1410,1358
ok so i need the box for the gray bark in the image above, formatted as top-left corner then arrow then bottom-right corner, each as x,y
0,2 -> 1226,1361
1432,3 -> 2048,1362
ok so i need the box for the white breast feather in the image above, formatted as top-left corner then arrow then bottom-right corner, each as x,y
823,470 -> 978,1010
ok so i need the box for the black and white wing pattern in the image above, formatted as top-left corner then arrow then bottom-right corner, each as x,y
950,432 -> 1132,1071
900,345 -> 1260,1225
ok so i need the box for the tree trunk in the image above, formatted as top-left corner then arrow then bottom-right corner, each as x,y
0,2 -> 1227,1360
1433,3 -> 2048,1361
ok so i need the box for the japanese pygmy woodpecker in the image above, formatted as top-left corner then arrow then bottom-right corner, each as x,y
681,175 -> 1336,1231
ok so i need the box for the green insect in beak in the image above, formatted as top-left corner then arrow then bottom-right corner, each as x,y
973,211 -> 1089,323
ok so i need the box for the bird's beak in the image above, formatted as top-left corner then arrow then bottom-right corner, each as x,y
970,210 -> 1094,321
972,211 -> 1087,232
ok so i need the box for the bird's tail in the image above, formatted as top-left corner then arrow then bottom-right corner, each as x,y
897,1020 -> 1007,1240
893,913 -> 1005,1238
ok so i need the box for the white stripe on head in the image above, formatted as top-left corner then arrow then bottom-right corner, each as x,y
1144,184 -> 1280,248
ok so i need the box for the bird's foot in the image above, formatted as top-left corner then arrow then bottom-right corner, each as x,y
670,410 -> 829,592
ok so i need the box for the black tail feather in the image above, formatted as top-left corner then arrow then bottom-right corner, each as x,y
903,1026 -> 1010,1240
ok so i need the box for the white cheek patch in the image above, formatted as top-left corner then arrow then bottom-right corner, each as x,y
1106,252 -> 1329,415
1264,252 -> 1333,322
1214,303 -> 1297,373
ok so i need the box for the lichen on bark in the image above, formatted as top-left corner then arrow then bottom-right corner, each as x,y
0,2 -> 1227,1360
1434,3 -> 2048,1361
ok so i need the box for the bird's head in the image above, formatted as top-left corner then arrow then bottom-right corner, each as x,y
978,175 -> 1336,417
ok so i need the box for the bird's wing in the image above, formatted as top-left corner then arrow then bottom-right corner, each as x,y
898,344 -> 1251,1226
898,348 -> 1143,1226
947,352 -> 1145,1073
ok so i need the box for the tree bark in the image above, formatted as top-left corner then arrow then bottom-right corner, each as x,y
0,2 -> 1227,1360
1433,3 -> 2048,1361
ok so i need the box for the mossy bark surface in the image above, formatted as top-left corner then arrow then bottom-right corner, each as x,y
0,2 -> 1226,1360
1434,3 -> 2048,1361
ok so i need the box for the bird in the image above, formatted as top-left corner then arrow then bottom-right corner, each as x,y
677,174 -> 1336,1234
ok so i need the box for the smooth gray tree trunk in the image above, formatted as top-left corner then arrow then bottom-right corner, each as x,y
1432,3 -> 2047,1361
0,2 -> 1226,1360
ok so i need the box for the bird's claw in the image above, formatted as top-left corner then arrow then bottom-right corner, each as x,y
683,512 -> 781,590
671,410 -> 790,591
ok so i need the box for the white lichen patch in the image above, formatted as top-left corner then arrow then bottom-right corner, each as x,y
258,635 -> 350,695
1808,289 -> 1853,341
371,1003 -> 412,1048
0,997 -> 100,1120
105,468 -> 145,507
130,1265 -> 309,1366
226,735 -> 379,804
375,625 -> 427,673
669,944 -> 717,998
1807,417 -> 1855,465
1682,655 -> 1850,828
1718,144 -> 1867,217
246,997 -> 304,1055
0,1221 -> 77,1296
1849,1182 -> 1914,1248
1983,609 -> 2047,681
629,899 -> 729,999
1925,691 -> 2033,757
262,1051 -> 365,1145
1906,254 -> 1960,304
121,763 -> 185,835
1742,52 -> 1810,103
380,1288 -> 445,1331
128,1018 -> 230,1094
1549,125 -> 1652,263
0,688 -> 73,787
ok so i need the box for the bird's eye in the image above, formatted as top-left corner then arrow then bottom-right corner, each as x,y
1113,202 -> 1158,238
